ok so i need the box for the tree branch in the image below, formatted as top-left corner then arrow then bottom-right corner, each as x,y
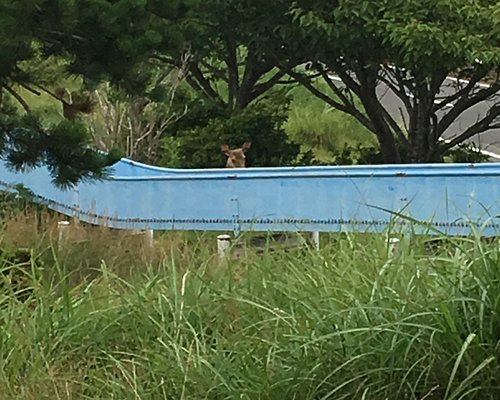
380,66 -> 412,110
187,62 -> 221,101
442,105 -> 500,151
16,82 -> 42,97
151,54 -> 178,66
328,59 -> 362,98
379,105 -> 409,147
31,83 -> 64,102
250,69 -> 288,101
4,86 -> 31,113
433,68 -> 489,111
283,66 -> 375,132
357,65 -> 409,147
319,69 -> 358,111
200,59 -> 228,82
224,34 -> 239,109
436,82 -> 500,137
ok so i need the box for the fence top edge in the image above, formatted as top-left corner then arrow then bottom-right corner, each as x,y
109,161 -> 500,182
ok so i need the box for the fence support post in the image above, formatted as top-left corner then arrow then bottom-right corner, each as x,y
217,234 -> 232,260
388,237 -> 400,258
57,221 -> 70,247
145,229 -> 154,248
312,231 -> 320,250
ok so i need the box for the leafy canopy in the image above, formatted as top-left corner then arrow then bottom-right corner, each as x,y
286,0 -> 500,162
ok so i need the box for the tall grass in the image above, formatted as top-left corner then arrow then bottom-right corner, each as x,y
0,210 -> 499,399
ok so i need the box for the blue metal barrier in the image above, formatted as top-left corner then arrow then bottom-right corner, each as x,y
1,157 -> 500,235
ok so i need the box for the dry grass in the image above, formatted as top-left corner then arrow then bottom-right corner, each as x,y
0,208 -> 223,285
1,206 -> 500,399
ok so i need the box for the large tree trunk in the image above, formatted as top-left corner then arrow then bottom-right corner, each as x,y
356,67 -> 402,163
405,78 -> 441,163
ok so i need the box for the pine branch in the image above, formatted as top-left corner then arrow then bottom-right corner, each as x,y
4,86 -> 31,113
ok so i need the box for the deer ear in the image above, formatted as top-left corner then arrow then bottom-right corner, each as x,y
241,141 -> 252,152
220,144 -> 230,155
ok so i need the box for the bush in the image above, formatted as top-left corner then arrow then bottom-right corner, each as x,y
307,141 -> 491,166
444,142 -> 490,163
160,95 -> 302,168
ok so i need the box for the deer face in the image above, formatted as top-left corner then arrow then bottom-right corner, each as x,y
220,142 -> 252,168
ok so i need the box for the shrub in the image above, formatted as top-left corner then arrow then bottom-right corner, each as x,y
160,94 -> 302,168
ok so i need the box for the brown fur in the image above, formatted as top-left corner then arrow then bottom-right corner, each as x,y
220,142 -> 251,168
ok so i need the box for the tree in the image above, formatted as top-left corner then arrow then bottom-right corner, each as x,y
0,0 -> 120,186
41,0 -> 190,91
158,93 -> 302,168
19,1 -> 305,167
38,0 -> 302,112
170,0 -> 306,111
2,114 -> 123,187
282,0 -> 500,163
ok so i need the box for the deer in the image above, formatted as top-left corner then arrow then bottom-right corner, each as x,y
220,142 -> 252,168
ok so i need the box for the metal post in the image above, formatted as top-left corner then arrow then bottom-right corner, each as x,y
57,221 -> 71,247
217,234 -> 232,259
145,229 -> 154,248
312,231 -> 320,250
388,237 -> 400,258
73,188 -> 80,224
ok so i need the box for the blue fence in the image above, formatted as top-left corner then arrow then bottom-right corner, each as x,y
1,157 -> 500,235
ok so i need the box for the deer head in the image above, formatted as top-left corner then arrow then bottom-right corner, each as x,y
220,142 -> 252,168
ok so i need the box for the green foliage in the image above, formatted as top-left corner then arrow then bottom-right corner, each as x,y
161,94 -> 302,168
37,0 -> 191,91
445,142 -> 490,163
0,2 -> 125,185
2,0 -> 499,171
0,0 -> 37,82
286,0 -> 500,163
0,112 -> 121,187
174,0 -> 302,109
293,0 -> 500,69
320,141 -> 490,166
